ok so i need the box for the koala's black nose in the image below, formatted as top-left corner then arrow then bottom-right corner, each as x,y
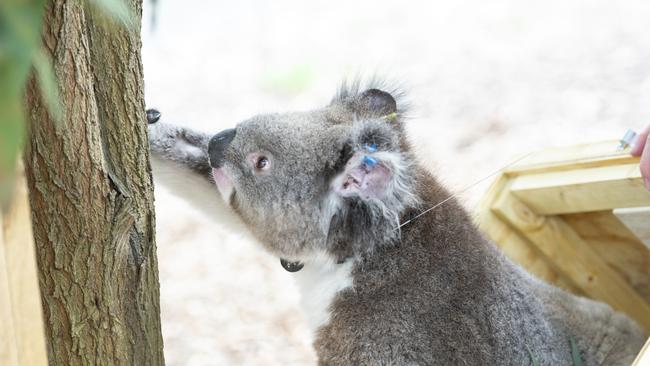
208,128 -> 236,168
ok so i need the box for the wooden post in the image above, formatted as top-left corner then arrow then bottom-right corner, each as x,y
0,162 -> 48,365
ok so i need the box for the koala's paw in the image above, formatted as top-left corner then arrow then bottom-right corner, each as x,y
146,109 -> 173,152
145,113 -> 210,167
146,108 -> 161,124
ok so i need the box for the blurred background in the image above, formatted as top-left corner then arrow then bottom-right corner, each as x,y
141,0 -> 650,364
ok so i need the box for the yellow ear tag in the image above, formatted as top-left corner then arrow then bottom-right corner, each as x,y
381,112 -> 398,123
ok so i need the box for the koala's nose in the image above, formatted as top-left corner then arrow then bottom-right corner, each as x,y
208,128 -> 236,168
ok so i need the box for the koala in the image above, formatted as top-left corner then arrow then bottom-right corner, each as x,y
146,81 -> 646,365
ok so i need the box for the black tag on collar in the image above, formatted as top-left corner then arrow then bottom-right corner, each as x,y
280,258 -> 304,272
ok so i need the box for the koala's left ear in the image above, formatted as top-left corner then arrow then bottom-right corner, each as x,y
356,89 -> 397,118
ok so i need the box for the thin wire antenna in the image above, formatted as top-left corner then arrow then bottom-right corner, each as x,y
396,152 -> 533,230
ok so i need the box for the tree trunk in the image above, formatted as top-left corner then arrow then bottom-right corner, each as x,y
23,0 -> 164,365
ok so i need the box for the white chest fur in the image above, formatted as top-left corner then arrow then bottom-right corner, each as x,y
292,253 -> 354,333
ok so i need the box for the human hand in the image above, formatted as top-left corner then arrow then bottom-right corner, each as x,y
630,125 -> 650,190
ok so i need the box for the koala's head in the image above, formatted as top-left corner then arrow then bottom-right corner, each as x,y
208,82 -> 419,261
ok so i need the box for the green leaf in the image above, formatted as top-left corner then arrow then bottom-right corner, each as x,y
0,0 -> 47,56
32,49 -> 63,122
569,336 -> 584,366
0,0 -> 43,207
525,345 -> 540,366
89,0 -> 136,30
0,0 -> 46,94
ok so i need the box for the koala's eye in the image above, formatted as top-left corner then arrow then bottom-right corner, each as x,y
248,152 -> 272,174
255,156 -> 270,171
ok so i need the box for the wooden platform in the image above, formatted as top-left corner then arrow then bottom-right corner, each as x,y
478,140 -> 650,336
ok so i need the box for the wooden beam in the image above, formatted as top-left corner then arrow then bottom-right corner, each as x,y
476,175 -> 582,294
504,140 -> 638,175
1,163 -> 48,366
508,162 -> 650,215
492,190 -> 650,333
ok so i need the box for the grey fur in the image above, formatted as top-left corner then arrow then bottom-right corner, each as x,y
147,81 -> 646,365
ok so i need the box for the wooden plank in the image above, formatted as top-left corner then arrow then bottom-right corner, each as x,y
476,175 -> 582,294
0,211 -> 20,366
564,211 -> 650,304
1,163 -> 48,366
492,191 -> 650,333
632,337 -> 650,366
504,140 -> 637,175
614,207 -> 650,250
509,162 -> 650,215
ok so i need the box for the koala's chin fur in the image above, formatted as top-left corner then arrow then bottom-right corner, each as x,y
147,80 -> 646,365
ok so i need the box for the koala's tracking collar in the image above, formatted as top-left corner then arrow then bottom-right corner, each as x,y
280,257 -> 349,272
280,259 -> 304,272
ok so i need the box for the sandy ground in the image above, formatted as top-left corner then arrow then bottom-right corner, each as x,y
141,1 -> 650,364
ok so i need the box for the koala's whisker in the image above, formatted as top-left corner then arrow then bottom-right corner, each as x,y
396,152 -> 533,230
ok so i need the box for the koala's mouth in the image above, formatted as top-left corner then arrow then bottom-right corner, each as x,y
212,168 -> 235,203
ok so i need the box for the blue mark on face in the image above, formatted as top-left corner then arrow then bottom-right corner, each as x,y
362,155 -> 378,168
363,144 -> 378,153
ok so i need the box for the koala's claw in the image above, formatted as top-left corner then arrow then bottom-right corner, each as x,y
146,109 -> 161,124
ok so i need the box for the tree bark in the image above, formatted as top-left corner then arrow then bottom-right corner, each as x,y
24,0 -> 164,365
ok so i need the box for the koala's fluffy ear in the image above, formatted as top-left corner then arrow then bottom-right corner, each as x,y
356,89 -> 397,117
330,82 -> 405,124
